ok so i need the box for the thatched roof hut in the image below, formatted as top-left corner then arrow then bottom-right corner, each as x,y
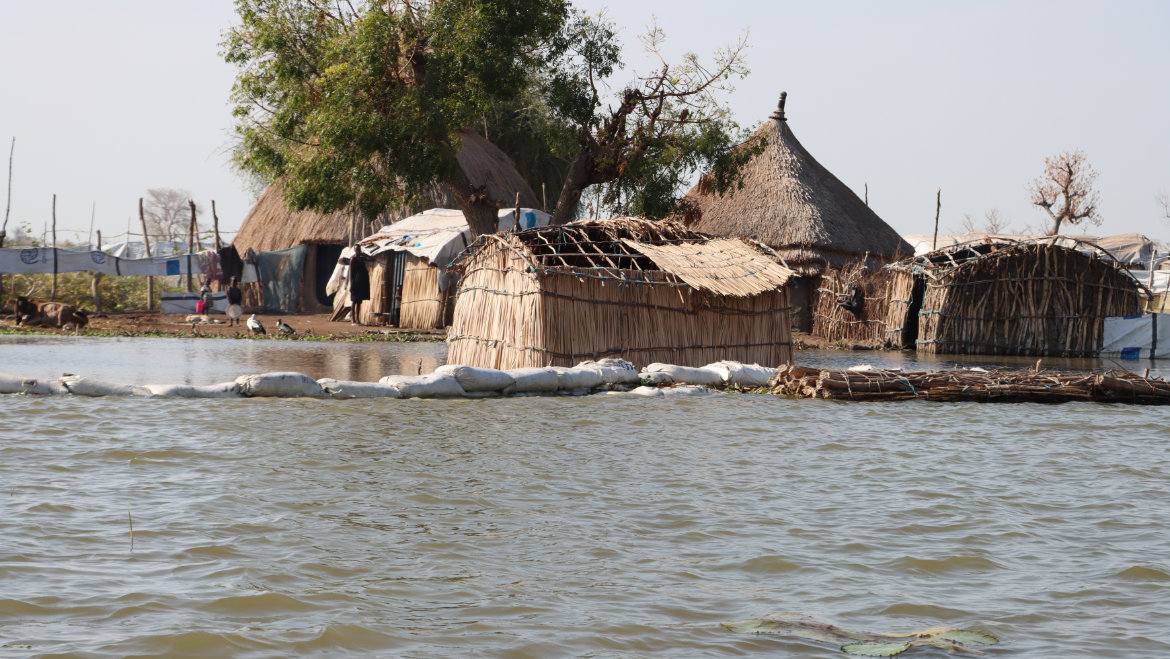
231,129 -> 540,311
447,218 -> 795,369
884,239 -> 1146,356
683,94 -> 911,275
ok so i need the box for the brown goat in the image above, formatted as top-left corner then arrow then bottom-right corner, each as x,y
14,296 -> 89,329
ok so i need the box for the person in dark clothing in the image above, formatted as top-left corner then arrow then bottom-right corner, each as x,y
226,276 -> 244,326
349,245 -> 371,326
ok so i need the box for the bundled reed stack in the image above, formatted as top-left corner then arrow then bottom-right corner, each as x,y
446,218 -> 795,369
811,262 -> 895,345
771,365 -> 1170,404
884,239 -> 1145,356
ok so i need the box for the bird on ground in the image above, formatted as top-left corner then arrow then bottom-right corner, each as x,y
247,314 -> 266,335
276,318 -> 295,335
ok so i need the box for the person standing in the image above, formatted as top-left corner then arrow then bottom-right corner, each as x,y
199,280 -> 214,315
349,245 -> 371,326
226,276 -> 243,326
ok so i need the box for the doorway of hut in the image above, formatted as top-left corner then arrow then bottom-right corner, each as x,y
314,244 -> 344,308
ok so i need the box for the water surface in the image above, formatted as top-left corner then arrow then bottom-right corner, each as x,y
2,337 -> 1168,657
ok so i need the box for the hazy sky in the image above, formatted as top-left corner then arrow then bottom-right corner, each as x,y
1,0 -> 1167,246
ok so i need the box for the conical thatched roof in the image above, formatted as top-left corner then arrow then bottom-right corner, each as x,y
233,129 -> 540,253
683,94 -> 911,275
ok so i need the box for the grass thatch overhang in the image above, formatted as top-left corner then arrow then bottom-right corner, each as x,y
446,218 -> 796,369
233,129 -> 540,253
682,95 -> 912,276
883,237 -> 1149,356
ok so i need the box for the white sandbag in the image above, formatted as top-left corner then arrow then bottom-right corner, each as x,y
379,373 -> 466,398
436,364 -> 516,393
705,361 -> 776,387
145,382 -> 242,398
60,375 -> 151,397
236,372 -> 324,398
639,371 -> 674,385
629,386 -> 665,397
661,385 -> 714,397
317,378 -> 403,399
641,363 -> 724,386
552,366 -> 605,391
574,358 -> 640,385
0,372 -> 69,395
505,367 -> 561,393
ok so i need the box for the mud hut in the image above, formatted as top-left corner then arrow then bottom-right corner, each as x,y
682,93 -> 911,330
446,218 -> 794,369
333,208 -> 550,328
233,129 -> 540,312
884,239 -> 1146,356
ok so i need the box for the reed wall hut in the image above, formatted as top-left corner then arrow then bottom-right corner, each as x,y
332,208 -> 550,328
810,263 -> 896,347
446,218 -> 795,369
884,240 -> 1146,356
681,93 -> 912,331
232,129 -> 540,313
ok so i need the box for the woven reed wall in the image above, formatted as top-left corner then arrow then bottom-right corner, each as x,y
398,255 -> 448,330
810,265 -> 894,345
916,244 -> 1142,356
883,271 -> 918,349
358,259 -> 391,326
447,248 -> 793,369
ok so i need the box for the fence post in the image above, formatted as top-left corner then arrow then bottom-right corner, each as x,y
92,230 -> 103,313
139,197 -> 154,311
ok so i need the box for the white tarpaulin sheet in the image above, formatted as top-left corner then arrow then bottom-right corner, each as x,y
1101,314 -> 1170,359
902,232 -> 1155,265
0,247 -> 202,276
359,207 -> 550,270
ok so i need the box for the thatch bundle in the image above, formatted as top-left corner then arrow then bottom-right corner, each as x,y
682,94 -> 910,276
885,240 -> 1146,356
771,365 -> 1170,404
446,218 -> 795,369
398,254 -> 452,329
810,262 -> 895,345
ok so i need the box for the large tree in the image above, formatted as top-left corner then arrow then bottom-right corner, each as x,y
223,0 -> 568,238
1029,149 -> 1102,236
143,188 -> 200,244
539,13 -> 760,224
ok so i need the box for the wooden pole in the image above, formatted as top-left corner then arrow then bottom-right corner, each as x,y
139,197 -> 154,311
186,200 -> 195,292
514,191 -> 521,232
212,200 -> 222,251
0,137 -> 13,303
864,183 -> 869,207
92,230 -> 103,313
51,194 -> 58,301
932,188 -> 941,251
88,201 -> 95,250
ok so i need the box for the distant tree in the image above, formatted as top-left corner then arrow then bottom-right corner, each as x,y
540,14 -> 759,224
223,0 -> 569,238
1029,150 -> 1102,236
958,208 -> 1011,235
143,188 -> 200,244
1157,192 -> 1170,224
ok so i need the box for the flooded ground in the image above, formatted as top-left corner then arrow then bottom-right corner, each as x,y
2,337 -> 1169,656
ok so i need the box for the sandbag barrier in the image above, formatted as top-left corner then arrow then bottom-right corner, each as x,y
0,358 -> 779,400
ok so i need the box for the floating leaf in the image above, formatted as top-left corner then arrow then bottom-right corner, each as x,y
722,618 -> 784,634
841,641 -> 912,656
936,629 -> 998,646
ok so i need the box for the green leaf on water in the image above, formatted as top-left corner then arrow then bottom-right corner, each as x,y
841,641 -> 912,656
935,629 -> 998,646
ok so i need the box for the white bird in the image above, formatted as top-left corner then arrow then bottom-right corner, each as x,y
276,318 -> 295,335
247,314 -> 266,335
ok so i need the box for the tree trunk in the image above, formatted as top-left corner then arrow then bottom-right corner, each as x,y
551,152 -> 596,226
444,172 -> 500,238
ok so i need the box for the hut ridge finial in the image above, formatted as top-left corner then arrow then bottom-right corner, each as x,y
771,91 -> 787,121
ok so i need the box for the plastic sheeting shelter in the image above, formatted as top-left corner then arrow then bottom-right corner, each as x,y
256,245 -> 307,314
1101,314 -> 1170,359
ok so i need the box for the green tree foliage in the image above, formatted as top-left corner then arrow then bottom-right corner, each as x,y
540,12 -> 761,224
223,0 -> 569,237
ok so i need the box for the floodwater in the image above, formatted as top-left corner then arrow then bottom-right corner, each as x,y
2,337 -> 1170,657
